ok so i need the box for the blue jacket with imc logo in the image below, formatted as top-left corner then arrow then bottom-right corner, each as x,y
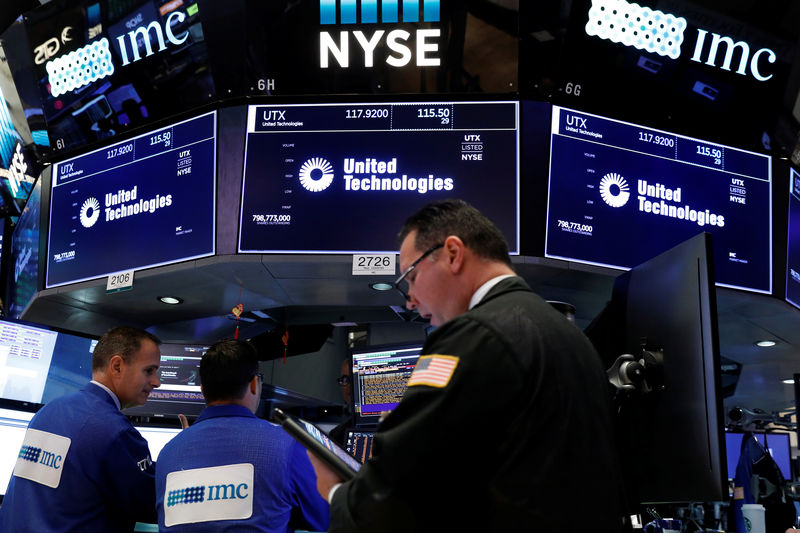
155,404 -> 329,532
0,383 -> 157,532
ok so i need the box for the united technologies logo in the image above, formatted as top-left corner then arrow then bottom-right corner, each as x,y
299,158 -> 335,192
80,197 -> 101,227
599,172 -> 630,208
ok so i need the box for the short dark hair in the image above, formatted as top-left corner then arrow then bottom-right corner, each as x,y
92,326 -> 161,371
398,199 -> 512,266
200,339 -> 259,403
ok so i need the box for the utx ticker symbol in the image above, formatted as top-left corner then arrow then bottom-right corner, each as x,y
263,110 -> 286,121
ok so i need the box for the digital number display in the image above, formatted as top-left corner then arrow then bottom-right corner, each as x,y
46,112 -> 217,288
545,106 -> 771,294
239,102 -> 519,253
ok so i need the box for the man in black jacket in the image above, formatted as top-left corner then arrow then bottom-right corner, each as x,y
310,199 -> 623,532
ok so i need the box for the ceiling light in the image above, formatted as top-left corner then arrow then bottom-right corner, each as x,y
157,296 -> 183,305
370,282 -> 393,291
783,379 -> 795,385
755,340 -> 776,347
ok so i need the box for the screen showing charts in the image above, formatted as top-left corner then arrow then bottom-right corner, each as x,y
352,345 -> 421,427
238,101 -> 519,253
123,344 -> 208,418
0,319 -> 97,406
546,106 -> 772,294
786,168 -> 800,309
46,111 -> 217,288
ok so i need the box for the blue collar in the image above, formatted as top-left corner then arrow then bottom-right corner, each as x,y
196,404 -> 257,424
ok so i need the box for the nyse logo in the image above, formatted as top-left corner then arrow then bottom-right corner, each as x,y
320,0 -> 441,68
585,0 -> 776,81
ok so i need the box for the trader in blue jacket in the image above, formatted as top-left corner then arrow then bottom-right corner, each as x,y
155,338 -> 329,532
0,326 -> 163,532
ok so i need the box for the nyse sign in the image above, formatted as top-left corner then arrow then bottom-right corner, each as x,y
319,0 -> 441,69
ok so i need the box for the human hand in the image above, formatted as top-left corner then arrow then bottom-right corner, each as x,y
306,450 -> 343,502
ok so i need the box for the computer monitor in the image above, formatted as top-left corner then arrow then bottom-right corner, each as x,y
0,408 -> 34,496
123,343 -> 209,419
345,429 -> 375,463
351,344 -> 422,427
0,318 -> 97,409
585,232 -> 727,506
726,431 -> 792,482
134,425 -> 182,461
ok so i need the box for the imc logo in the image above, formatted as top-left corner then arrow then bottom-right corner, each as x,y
299,158 -> 335,192
19,445 -> 63,470
319,0 -> 441,68
585,0 -> 776,81
599,172 -> 630,208
167,483 -> 249,507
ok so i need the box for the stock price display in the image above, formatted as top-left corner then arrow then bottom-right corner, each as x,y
546,106 -> 771,294
239,101 -> 520,253
47,112 -> 217,288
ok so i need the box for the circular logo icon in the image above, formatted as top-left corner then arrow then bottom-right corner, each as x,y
298,158 -> 334,192
599,173 -> 630,208
79,197 -> 101,228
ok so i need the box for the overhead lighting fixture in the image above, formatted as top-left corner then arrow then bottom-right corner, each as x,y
157,296 -> 183,305
755,340 -> 776,347
370,282 -> 393,291
783,379 -> 795,385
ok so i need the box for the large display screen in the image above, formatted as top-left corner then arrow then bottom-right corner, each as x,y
46,111 -> 216,288
725,432 -> 791,482
9,0 -> 214,156
786,168 -> 800,309
7,177 -> 42,319
0,318 -> 97,406
546,106 -> 772,294
239,101 -> 519,253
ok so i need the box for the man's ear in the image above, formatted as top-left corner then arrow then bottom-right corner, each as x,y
109,354 -> 124,376
249,376 -> 259,395
444,235 -> 465,273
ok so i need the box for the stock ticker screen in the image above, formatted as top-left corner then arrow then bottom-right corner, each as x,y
46,111 -> 216,288
546,106 -> 772,294
351,345 -> 421,427
238,101 -> 519,253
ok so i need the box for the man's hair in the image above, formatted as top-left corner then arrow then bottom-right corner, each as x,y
200,339 -> 259,403
92,326 -> 161,371
398,199 -> 512,266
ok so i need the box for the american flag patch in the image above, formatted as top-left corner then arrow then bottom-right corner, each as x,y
407,355 -> 458,388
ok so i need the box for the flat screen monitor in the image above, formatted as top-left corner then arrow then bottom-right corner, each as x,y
546,105 -> 772,294
0,408 -> 34,496
46,111 -> 217,288
0,318 -> 97,407
345,429 -> 375,463
585,232 -> 726,505
123,343 -> 209,419
238,101 -> 519,253
7,176 -> 42,319
134,425 -> 182,461
725,432 -> 792,482
786,168 -> 800,309
351,344 -> 422,427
